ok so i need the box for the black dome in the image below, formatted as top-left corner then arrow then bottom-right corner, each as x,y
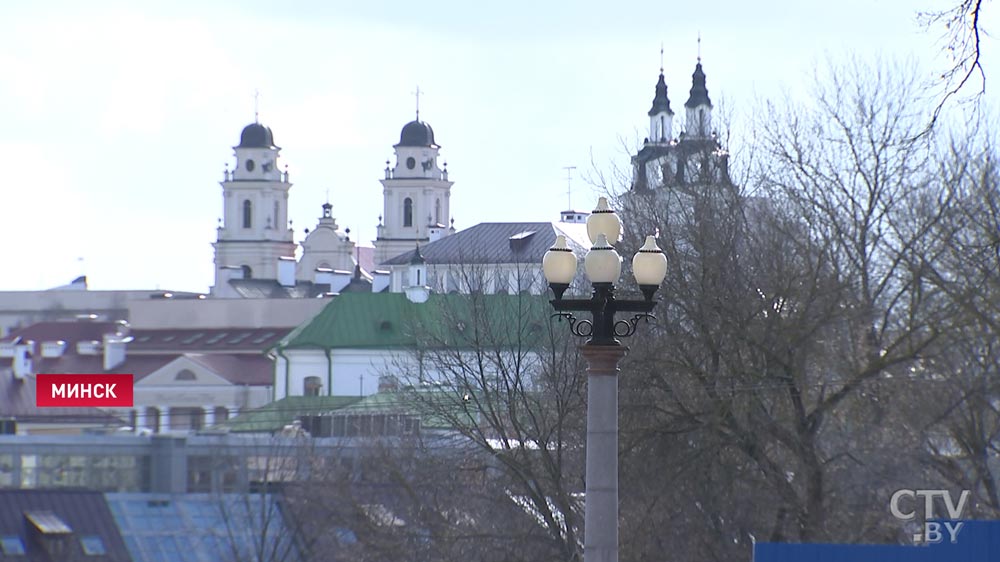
397,120 -> 437,147
239,123 -> 275,148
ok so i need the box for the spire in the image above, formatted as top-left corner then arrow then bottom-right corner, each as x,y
684,60 -> 712,109
648,73 -> 673,116
409,242 -> 425,265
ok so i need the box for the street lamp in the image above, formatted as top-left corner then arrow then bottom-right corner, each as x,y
542,196 -> 667,562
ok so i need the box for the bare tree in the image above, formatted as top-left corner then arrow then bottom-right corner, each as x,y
907,126 -> 1000,517
213,434 -> 315,562
589,56 -> 977,561
396,287 -> 588,562
918,0 -> 991,125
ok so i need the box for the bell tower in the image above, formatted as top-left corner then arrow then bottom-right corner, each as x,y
211,121 -> 296,297
374,102 -> 454,265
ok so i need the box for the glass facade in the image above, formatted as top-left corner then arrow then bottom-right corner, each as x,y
107,494 -> 303,562
18,454 -> 148,492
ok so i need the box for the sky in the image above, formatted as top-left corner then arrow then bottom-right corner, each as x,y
0,0 -> 994,292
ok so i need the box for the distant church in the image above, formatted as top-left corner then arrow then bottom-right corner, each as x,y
630,56 -> 732,192
210,111 -> 454,298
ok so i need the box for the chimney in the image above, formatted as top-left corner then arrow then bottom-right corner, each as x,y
41,341 -> 67,358
314,267 -> 334,287
428,224 -> 445,242
314,268 -> 351,293
378,375 -> 399,392
278,256 -> 297,287
372,270 -> 390,293
330,270 -> 352,293
559,209 -> 589,223
12,342 -> 32,380
76,341 -> 101,355
103,334 -> 130,371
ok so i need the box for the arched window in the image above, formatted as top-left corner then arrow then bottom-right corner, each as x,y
241,265 -> 252,279
403,198 -> 413,227
175,369 -> 196,381
242,200 -> 252,228
435,199 -> 441,224
304,376 -> 322,397
273,201 -> 279,228
213,406 -> 229,423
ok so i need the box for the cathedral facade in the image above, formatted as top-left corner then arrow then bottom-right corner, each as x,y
210,113 -> 453,298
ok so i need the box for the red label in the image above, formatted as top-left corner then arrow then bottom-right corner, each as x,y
36,374 -> 134,407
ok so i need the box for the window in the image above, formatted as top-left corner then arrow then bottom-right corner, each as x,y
403,197 -> 413,227
435,198 -> 441,223
242,200 -> 252,228
273,201 -> 279,228
175,369 -> 196,381
304,376 -> 322,397
213,406 -> 229,422
80,536 -> 107,556
0,536 -> 25,555
241,265 -> 252,279
168,407 -> 205,431
145,407 -> 160,433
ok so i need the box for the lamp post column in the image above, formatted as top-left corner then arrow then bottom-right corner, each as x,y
580,345 -> 628,562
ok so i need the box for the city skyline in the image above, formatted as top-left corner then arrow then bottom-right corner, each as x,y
0,0 -> 992,292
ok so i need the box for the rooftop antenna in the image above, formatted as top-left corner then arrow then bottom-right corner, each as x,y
563,166 -> 577,209
253,89 -> 260,123
412,85 -> 422,120
697,32 -> 702,63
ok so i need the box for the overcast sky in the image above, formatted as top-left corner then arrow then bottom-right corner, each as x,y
0,0 -> 994,292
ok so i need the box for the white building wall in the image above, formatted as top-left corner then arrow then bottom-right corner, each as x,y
280,348 -> 450,399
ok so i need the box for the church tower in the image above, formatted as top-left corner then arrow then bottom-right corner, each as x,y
629,56 -> 730,193
648,69 -> 674,144
684,61 -> 713,139
374,112 -> 454,265
211,121 -> 296,297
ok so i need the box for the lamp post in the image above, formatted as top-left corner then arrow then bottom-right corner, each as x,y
542,197 -> 667,562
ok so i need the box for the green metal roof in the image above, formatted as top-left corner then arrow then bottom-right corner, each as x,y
277,292 -> 550,351
336,388 -> 476,430
215,395 -> 363,433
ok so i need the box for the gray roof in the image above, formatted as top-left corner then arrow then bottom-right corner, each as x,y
381,222 -> 590,266
0,489 -> 132,562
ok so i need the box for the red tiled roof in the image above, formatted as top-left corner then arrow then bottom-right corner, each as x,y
0,351 -> 272,424
128,328 -> 290,353
26,354 -> 177,381
186,354 -> 273,386
1,321 -> 124,344
23,353 -> 272,385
